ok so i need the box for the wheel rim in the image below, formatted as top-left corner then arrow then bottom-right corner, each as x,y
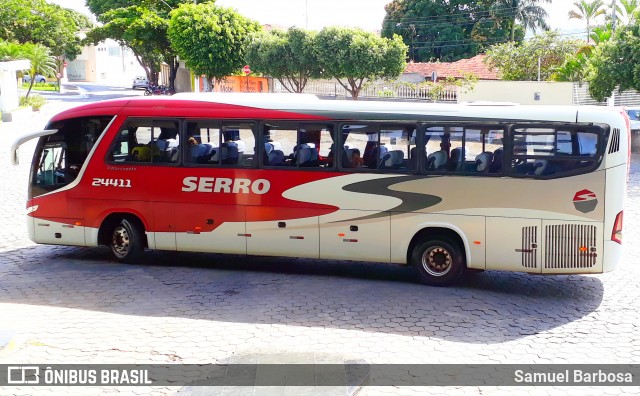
421,246 -> 452,277
111,225 -> 130,259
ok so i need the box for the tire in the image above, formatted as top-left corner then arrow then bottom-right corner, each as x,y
144,89 -> 151,96
411,237 -> 465,286
109,218 -> 145,263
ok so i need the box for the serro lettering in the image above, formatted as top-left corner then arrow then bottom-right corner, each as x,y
182,176 -> 270,194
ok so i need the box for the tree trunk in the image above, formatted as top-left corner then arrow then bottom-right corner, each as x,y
168,57 -> 179,90
25,78 -> 35,99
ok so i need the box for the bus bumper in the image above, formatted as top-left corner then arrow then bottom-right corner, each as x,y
602,240 -> 623,273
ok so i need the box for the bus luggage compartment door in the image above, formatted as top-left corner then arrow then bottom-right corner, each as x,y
172,204 -> 247,254
245,207 -> 320,258
486,217 -> 542,273
33,218 -> 86,246
319,210 -> 390,263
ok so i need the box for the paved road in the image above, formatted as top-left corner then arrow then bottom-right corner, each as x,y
0,94 -> 639,395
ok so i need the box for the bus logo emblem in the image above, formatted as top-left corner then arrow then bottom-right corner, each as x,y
573,189 -> 598,213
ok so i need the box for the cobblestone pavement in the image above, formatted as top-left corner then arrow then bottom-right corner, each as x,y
0,99 -> 639,395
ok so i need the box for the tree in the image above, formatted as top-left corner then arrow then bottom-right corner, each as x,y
167,2 -> 261,89
381,0 -> 514,62
617,0 -> 640,24
22,43 -> 56,98
568,0 -> 607,41
492,0 -> 551,42
0,0 -> 92,60
586,17 -> 640,101
0,40 -> 24,61
484,31 -> 583,81
246,28 -> 321,93
551,24 -> 613,83
315,27 -> 407,100
85,0 -> 186,88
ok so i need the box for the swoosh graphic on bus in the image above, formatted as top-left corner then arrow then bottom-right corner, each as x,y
336,176 -> 442,222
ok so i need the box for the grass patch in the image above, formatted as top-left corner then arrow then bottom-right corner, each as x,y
21,82 -> 59,92
20,94 -> 47,110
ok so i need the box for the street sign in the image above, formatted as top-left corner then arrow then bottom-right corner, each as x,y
243,65 -> 251,75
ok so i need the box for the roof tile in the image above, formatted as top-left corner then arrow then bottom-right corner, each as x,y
404,54 -> 498,80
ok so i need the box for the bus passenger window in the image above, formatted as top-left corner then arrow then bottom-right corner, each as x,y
185,121 -> 256,167
379,125 -> 415,170
511,127 -> 600,178
342,123 -> 414,171
342,124 -> 378,169
263,122 -> 333,169
109,119 -> 180,164
424,127 -> 446,171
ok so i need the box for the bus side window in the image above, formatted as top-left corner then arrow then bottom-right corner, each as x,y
109,119 -> 180,164
511,127 -> 600,178
263,121 -> 332,169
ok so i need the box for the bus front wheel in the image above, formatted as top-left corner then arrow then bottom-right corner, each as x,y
109,218 -> 144,263
411,237 -> 465,286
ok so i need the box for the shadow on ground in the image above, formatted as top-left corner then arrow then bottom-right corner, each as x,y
0,245 -> 604,344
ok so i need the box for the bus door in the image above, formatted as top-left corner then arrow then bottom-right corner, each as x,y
28,116 -> 114,246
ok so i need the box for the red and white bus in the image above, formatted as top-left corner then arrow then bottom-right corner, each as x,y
11,93 -> 628,285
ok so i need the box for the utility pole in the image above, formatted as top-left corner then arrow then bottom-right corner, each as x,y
410,24 -> 416,62
611,0 -> 617,31
609,0 -> 617,106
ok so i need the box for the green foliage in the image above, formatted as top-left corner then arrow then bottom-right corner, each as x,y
246,28 -> 321,93
0,40 -> 24,61
85,0 -> 188,87
550,52 -> 590,82
493,0 -> 551,41
168,2 -> 261,85
618,0 -> 640,24
0,0 -> 91,59
380,0 -> 549,61
484,31 -> 583,81
315,27 -> 407,100
382,0 -> 515,62
21,82 -> 58,91
22,43 -> 56,99
20,93 -> 46,110
86,6 -> 167,85
586,18 -> 640,101
568,0 -> 607,40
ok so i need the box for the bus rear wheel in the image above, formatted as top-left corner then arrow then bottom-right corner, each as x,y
411,237 -> 465,286
109,218 -> 144,263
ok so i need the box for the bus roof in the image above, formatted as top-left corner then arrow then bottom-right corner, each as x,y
49,93 -> 622,124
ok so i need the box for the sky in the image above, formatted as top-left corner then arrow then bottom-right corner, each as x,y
49,0 -> 587,36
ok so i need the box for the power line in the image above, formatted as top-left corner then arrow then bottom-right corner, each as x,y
384,5 -> 544,24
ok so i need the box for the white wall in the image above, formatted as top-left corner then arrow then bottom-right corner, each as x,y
66,39 -> 145,84
459,81 -> 574,105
